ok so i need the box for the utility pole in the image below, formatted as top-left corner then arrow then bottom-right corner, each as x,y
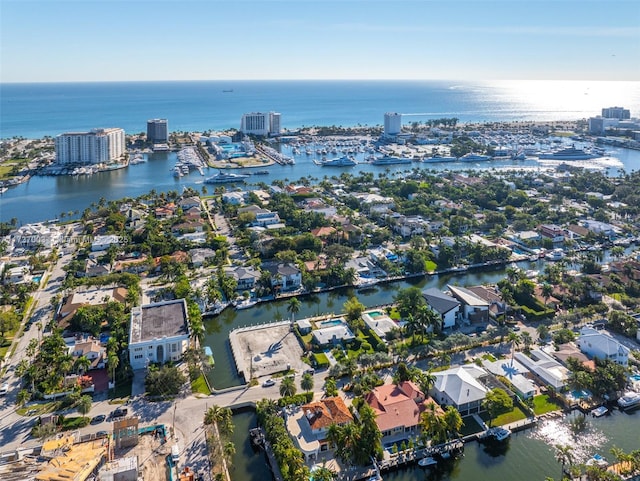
172,401 -> 177,439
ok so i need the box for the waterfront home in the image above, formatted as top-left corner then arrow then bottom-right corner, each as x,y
422,288 -> 460,330
91,234 -> 122,252
577,327 -> 629,366
312,322 -> 356,347
447,285 -> 489,324
466,285 -> 507,320
538,224 -> 565,244
224,266 -> 261,291
345,256 -> 385,279
564,224 -> 589,241
222,191 -> 248,205
582,220 -> 619,238
262,262 -> 302,292
365,381 -> 441,443
362,310 -> 397,340
295,319 -> 312,335
286,396 -> 353,462
514,349 -> 568,390
128,299 -> 190,370
12,223 -> 62,249
482,359 -> 536,400
431,365 -> 489,416
509,230 -> 541,247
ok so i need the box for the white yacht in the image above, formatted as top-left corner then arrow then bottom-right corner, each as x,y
204,171 -> 251,184
317,155 -> 357,167
459,152 -> 492,162
538,146 -> 600,161
422,155 -> 458,163
370,155 -> 412,165
617,391 -> 640,410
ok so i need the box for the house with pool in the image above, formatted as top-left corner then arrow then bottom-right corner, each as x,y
362,310 -> 398,340
311,318 -> 356,347
431,365 -> 489,416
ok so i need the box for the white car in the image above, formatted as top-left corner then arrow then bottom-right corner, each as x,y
0,383 -> 9,396
262,379 -> 276,388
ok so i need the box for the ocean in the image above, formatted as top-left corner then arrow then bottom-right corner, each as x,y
2,80 -> 640,138
2,79 -> 640,224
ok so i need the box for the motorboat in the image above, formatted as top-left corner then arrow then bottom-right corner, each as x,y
538,146 -> 600,161
486,427 -> 511,441
235,299 -> 258,310
418,456 -> 438,467
317,155 -> 357,167
586,454 -> 608,467
547,248 -> 565,261
590,406 -> 608,417
459,152 -> 492,162
204,171 -> 251,184
617,391 -> 640,410
370,155 -> 412,165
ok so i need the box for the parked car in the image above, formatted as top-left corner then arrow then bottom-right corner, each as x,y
0,383 -> 8,396
90,414 -> 106,425
303,369 -> 315,376
262,379 -> 276,388
110,408 -> 128,419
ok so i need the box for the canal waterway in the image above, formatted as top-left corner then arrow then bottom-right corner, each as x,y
231,406 -> 639,481
2,144 -> 640,224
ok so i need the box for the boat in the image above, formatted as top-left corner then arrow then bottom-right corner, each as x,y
370,155 -> 412,165
249,427 -> 265,449
617,391 -> 640,410
356,278 -> 379,290
254,170 -> 269,175
222,89 -> 234,93
547,248 -> 565,261
173,167 -> 183,178
418,456 -> 438,467
486,427 -> 511,441
422,155 -> 458,163
459,152 -> 492,162
538,145 -> 600,161
317,155 -> 357,167
203,346 -> 215,366
235,299 -> 257,310
586,453 -> 608,467
591,406 -> 608,417
204,171 -> 251,184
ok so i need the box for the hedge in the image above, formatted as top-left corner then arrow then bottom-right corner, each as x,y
278,392 -> 314,407
520,305 -> 555,322
312,352 -> 329,369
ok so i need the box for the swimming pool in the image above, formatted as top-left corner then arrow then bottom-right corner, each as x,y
367,311 -> 383,318
318,319 -> 344,328
630,374 -> 640,382
32,275 -> 42,283
570,389 -> 591,400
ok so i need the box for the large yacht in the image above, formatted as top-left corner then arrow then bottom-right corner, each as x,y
370,155 -> 412,165
459,152 -> 492,162
422,154 -> 458,163
317,155 -> 357,167
204,171 -> 251,184
538,146 -> 600,161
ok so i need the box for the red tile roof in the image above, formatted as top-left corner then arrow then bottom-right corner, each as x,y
301,396 -> 353,430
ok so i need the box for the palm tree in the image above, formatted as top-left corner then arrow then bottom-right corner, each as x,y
507,331 -> 521,362
417,370 -> 437,396
554,444 -> 574,479
223,441 -> 236,461
443,405 -> 463,438
520,331 -> 533,352
542,283 -> 554,307
77,394 -> 92,415
280,376 -> 297,397
300,372 -> 314,392
287,297 -> 301,323
74,356 -> 92,375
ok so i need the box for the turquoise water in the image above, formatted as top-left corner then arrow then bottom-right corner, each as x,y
571,389 -> 591,400
318,319 -> 344,328
630,374 -> 640,381
32,275 -> 42,283
368,311 -> 383,318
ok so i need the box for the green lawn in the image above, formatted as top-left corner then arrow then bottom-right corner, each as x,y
108,383 -> 132,403
191,374 -> 211,395
17,401 -> 63,417
532,394 -> 563,415
425,260 -> 437,272
481,405 -> 528,426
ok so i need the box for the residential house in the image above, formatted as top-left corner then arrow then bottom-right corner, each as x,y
177,196 -> 201,211
365,381 -> 441,442
345,256 -> 385,279
286,396 -> 353,462
224,266 -> 261,291
171,220 -> 204,235
70,338 -> 107,371
577,327 -> 629,366
222,191 -> 248,205
154,202 -> 176,219
431,365 -> 489,416
113,256 -> 149,274
91,235 -> 121,252
482,359 -> 536,400
514,349 -> 569,390
128,299 -> 191,370
5,265 -> 30,284
12,223 -> 62,249
83,259 -> 111,278
538,224 -> 565,244
262,262 -> 302,292
447,285 -> 489,324
422,288 -> 460,330
466,285 -> 507,320
582,220 -> 618,238
58,287 -> 128,328
352,193 -> 395,213
312,323 -> 356,347
189,248 -> 216,267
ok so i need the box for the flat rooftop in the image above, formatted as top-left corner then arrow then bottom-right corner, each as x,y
130,299 -> 189,344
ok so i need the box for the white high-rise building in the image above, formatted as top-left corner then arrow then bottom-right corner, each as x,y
601,106 -> 630,120
55,128 -> 125,165
384,112 -> 402,137
240,112 -> 281,136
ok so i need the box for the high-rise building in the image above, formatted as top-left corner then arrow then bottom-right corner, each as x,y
240,112 -> 281,136
384,112 -> 402,137
55,128 -> 125,165
147,118 -> 168,143
601,107 -> 630,120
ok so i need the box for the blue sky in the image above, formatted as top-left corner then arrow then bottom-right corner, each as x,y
1,0 -> 638,82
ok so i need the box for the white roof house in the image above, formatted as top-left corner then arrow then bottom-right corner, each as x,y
482,359 -> 536,399
515,349 -> 569,390
431,365 -> 489,415
312,324 -> 355,346
91,235 -> 121,252
578,327 -> 630,366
